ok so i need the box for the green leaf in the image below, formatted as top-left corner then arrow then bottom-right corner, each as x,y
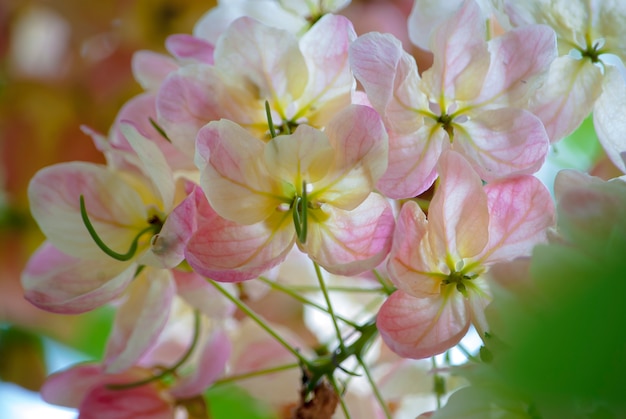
205,384 -> 277,419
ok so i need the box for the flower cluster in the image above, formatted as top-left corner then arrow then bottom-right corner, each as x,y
21,0 -> 626,418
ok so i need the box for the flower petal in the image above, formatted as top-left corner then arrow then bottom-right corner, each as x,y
104,269 -> 175,373
594,66 -> 626,174
21,242 -> 135,313
454,107 -> 549,180
303,192 -> 394,276
197,119 -> 280,224
480,175 -> 555,264
131,51 -> 178,91
428,151 -> 489,262
165,34 -> 214,64
377,290 -> 470,359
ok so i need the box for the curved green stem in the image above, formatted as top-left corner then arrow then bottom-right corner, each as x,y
107,309 -> 201,390
214,362 -> 300,385
209,280 -> 311,367
265,100 -> 277,138
79,195 -> 156,261
257,276 -> 361,329
313,261 -> 345,352
356,354 -> 392,419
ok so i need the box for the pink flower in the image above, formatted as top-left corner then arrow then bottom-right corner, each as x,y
187,105 -> 394,280
349,0 -> 555,198
378,150 -> 554,358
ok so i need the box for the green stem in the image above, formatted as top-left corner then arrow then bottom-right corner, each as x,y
257,276 -> 361,329
286,285 -> 389,293
356,354 -> 392,419
79,195 -> 156,261
107,309 -> 201,390
372,269 -> 396,295
214,362 -> 300,385
313,261 -> 345,352
456,342 -> 480,363
265,100 -> 277,138
209,280 -> 311,367
329,375 -> 350,419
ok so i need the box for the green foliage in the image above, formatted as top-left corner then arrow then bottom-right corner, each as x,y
205,384 -> 277,419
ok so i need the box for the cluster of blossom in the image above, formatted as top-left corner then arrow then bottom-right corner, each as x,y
20,0 -> 626,417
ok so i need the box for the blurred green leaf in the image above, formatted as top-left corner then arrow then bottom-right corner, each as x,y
205,383 -> 277,419
0,326 -> 47,391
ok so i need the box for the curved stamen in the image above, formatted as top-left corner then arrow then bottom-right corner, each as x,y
79,195 -> 158,261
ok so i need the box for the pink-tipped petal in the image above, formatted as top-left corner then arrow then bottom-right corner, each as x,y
594,66 -> 626,174
41,364 -> 105,407
480,175 -> 554,264
165,34 -> 214,64
377,290 -> 470,359
104,269 -> 175,373
303,193 -> 394,276
22,242 -> 135,314
454,107 -> 549,180
428,151 -> 489,261
531,55 -> 603,143
387,201 -> 439,297
197,120 -> 279,225
78,381 -> 173,419
171,329 -> 231,398
131,51 -> 178,91
174,270 -> 235,319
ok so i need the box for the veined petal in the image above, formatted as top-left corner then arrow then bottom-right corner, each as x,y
264,126 -> 334,186
197,119 -> 280,224
41,364 -> 105,407
174,270 -> 235,319
377,127 -> 448,199
377,290 -> 470,359
171,329 -> 231,398
297,14 -> 355,126
479,175 -> 554,264
21,242 -> 135,314
104,269 -> 175,373
594,67 -> 626,174
184,189 -> 294,282
156,64 -> 225,158
131,51 -> 178,91
387,201 -> 440,297
119,122 -> 175,211
315,105 -> 388,210
165,34 -> 214,64
530,55 -> 603,143
428,151 -> 489,262
350,32 -> 427,134
454,107 -> 548,180
303,193 -> 394,276
408,0 -> 465,51
29,162 -> 155,259
214,17 -> 308,108
422,0 -> 490,101
474,24 -> 557,108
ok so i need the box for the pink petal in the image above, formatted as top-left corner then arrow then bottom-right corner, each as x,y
78,381 -> 173,419
171,329 -> 231,398
28,162 -> 150,258
531,55 -> 603,143
214,17 -> 308,105
387,201 -> 440,298
480,175 -> 555,264
303,193 -> 394,276
454,107 -> 549,180
104,269 -> 175,373
131,50 -> 178,91
41,364 -> 105,407
407,0 -> 465,51
422,0 -> 490,101
317,105 -> 388,209
474,24 -> 557,107
298,14 -> 356,127
428,150 -> 489,262
377,127 -> 448,199
197,120 -> 279,225
184,187 -> 295,282
377,290 -> 470,359
21,242 -> 135,314
594,66 -> 626,173
156,65 -> 224,158
165,34 -> 214,64
174,270 -> 235,319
